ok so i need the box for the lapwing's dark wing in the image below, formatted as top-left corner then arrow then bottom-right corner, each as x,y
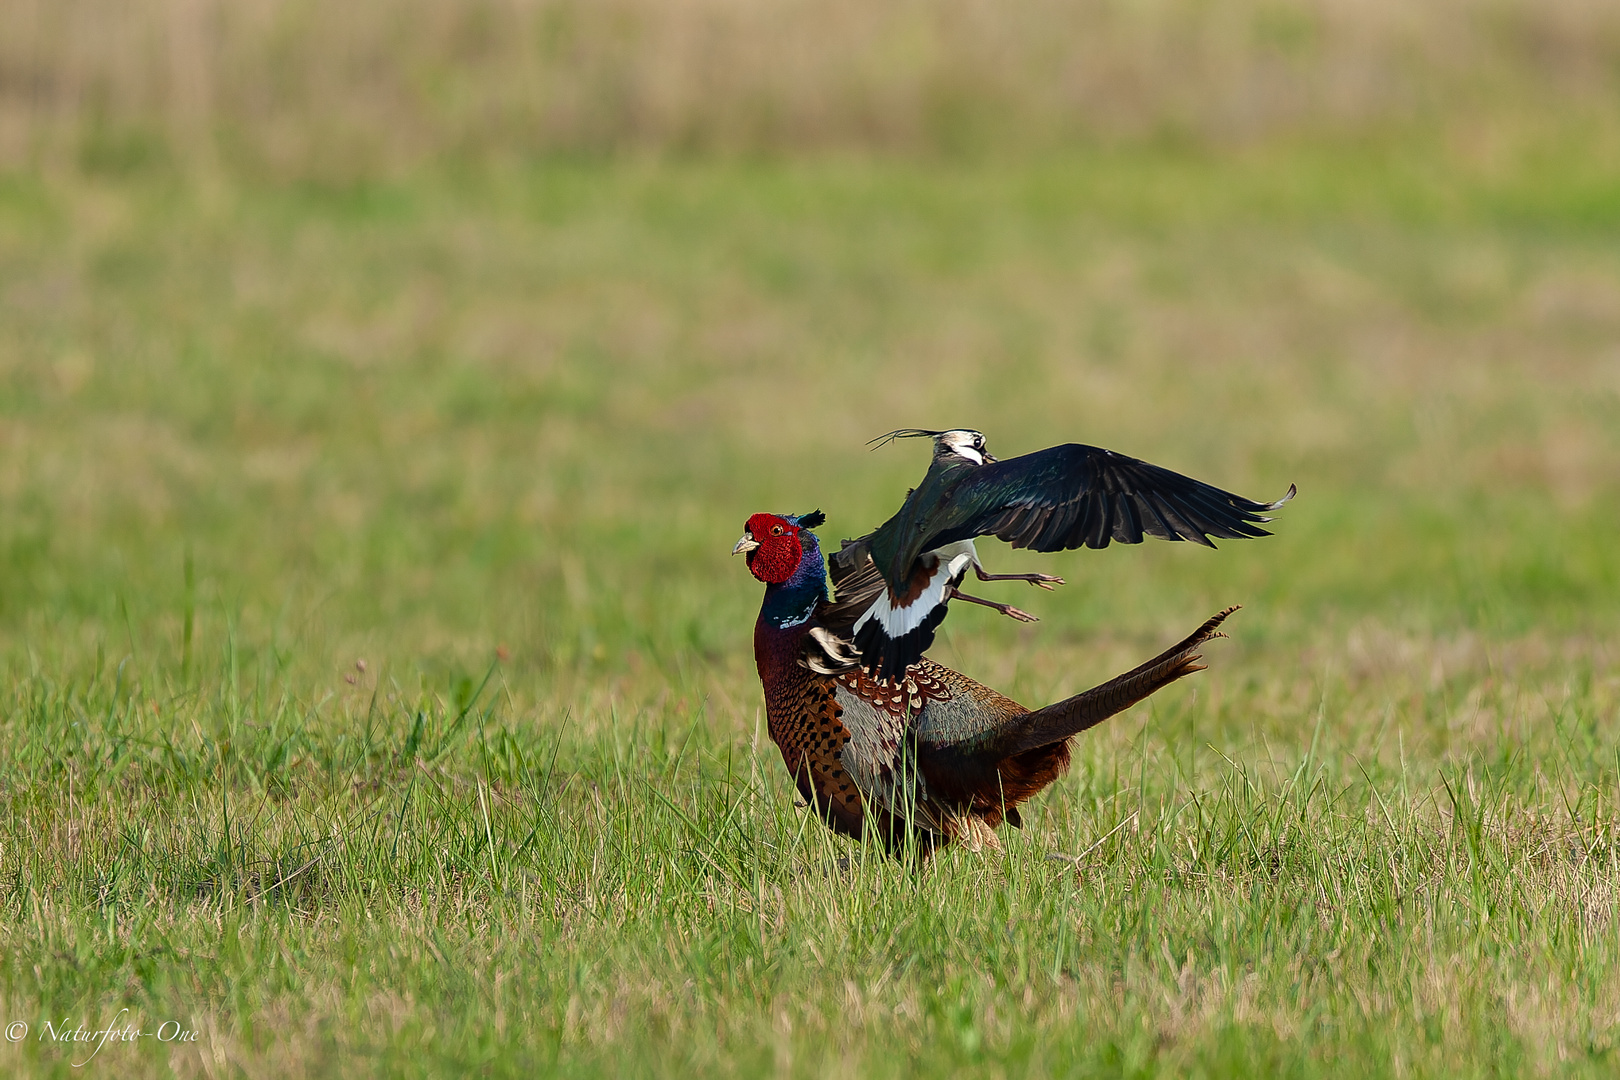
923,444 -> 1294,553
822,538 -> 885,628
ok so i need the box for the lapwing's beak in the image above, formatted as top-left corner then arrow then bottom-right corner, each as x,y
732,532 -> 760,555
982,451 -> 998,463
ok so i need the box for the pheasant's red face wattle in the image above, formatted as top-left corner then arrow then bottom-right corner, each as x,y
743,513 -> 802,584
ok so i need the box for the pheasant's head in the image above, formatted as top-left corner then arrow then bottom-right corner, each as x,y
733,510 -> 825,584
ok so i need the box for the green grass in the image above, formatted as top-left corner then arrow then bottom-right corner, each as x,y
2,146 -> 1620,1076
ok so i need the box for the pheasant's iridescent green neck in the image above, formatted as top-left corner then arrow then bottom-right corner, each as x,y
757,534 -> 827,630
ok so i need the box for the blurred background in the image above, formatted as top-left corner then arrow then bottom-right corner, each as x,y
1,0 -> 1618,748
6,0 -> 1620,171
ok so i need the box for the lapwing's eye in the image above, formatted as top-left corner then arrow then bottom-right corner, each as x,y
771,525 -> 784,536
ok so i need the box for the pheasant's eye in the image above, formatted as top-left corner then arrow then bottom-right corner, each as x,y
771,525 -> 784,536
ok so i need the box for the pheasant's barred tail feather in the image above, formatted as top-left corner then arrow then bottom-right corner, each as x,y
988,606 -> 1240,758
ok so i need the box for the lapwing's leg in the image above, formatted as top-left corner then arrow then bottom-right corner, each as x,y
950,587 -> 1039,623
973,566 -> 1064,590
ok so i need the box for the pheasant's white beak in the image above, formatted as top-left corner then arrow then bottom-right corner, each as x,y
732,532 -> 760,555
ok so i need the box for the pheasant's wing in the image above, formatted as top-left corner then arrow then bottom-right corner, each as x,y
823,666 -> 960,842
924,444 -> 1294,552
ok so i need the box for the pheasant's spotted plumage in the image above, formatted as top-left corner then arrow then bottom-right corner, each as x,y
739,510 -> 1236,857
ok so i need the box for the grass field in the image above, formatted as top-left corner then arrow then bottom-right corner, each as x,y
1,141 -> 1620,1076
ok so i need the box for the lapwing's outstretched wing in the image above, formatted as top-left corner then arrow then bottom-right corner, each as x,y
919,444 -> 1294,556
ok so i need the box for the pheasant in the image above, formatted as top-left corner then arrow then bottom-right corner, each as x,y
735,509 -> 1238,857
836,428 -> 1295,680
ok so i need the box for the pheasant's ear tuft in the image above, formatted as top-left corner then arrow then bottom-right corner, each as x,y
794,510 -> 826,529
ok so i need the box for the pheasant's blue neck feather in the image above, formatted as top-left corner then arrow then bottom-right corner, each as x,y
758,533 -> 826,630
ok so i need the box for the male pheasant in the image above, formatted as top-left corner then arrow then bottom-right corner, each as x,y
735,509 -> 1237,857
837,428 -> 1294,680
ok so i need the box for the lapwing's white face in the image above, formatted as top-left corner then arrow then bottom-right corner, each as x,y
936,429 -> 993,465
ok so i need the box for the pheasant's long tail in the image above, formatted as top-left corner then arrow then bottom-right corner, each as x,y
989,606 -> 1239,758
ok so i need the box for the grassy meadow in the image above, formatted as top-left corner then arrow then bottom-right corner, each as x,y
3,2 -> 1620,1076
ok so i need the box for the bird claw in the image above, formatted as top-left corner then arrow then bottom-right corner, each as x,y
975,569 -> 1067,590
950,587 -> 1040,622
